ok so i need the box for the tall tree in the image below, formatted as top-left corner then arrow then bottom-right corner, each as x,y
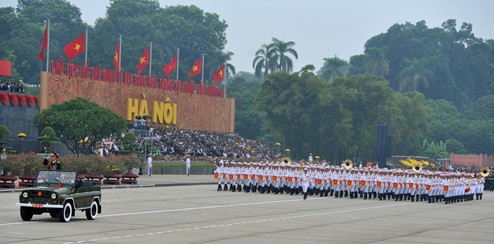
318,56 -> 349,82
363,47 -> 389,77
398,58 -> 432,92
270,38 -> 298,73
252,44 -> 275,78
34,98 -> 126,154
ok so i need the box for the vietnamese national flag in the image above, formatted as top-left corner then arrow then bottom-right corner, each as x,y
162,54 -> 177,79
213,64 -> 225,83
136,47 -> 150,73
188,57 -> 202,77
63,33 -> 85,61
38,25 -> 48,61
113,41 -> 120,70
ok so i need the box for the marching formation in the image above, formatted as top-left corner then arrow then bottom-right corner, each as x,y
214,160 -> 486,204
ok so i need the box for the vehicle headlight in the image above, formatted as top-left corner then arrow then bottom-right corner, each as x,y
51,193 -> 57,199
22,192 -> 28,198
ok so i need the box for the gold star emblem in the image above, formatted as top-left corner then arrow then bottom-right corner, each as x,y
140,56 -> 146,64
218,70 -> 223,77
114,53 -> 119,62
192,65 -> 199,72
74,43 -> 81,51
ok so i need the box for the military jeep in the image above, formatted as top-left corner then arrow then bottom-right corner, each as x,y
17,170 -> 102,222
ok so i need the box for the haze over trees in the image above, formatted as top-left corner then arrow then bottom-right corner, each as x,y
1,0 -> 494,161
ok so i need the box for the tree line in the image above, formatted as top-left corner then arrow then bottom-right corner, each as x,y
1,0 -> 493,162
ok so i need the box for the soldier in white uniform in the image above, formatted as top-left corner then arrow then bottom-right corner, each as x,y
301,167 -> 310,200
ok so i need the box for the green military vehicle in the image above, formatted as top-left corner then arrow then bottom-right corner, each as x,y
17,170 -> 102,222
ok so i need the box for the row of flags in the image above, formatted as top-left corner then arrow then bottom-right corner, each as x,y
38,22 -> 226,84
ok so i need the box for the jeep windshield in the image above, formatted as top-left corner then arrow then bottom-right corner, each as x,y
36,170 -> 77,187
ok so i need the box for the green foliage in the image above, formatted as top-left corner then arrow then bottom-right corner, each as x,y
0,0 -> 228,84
33,97 -> 126,154
253,38 -> 298,77
38,126 -> 61,151
256,71 -> 430,162
91,0 -> 228,82
317,56 -> 349,82
353,19 -> 494,108
445,138 -> 467,154
0,125 -> 11,149
0,0 -> 86,83
227,72 -> 264,139
420,139 -> 449,161
59,154 -> 143,174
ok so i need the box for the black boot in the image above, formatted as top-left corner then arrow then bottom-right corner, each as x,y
480,193 -> 483,200
325,190 -> 329,197
223,184 -> 228,191
320,190 -> 324,197
290,188 -> 295,195
303,192 -> 308,200
411,195 -> 415,202
329,189 -> 334,196
344,190 -> 348,197
231,184 -> 236,192
217,184 -> 222,191
237,184 -> 242,192
373,192 -> 377,199
416,195 -> 420,202
364,193 -> 368,200
335,191 -> 339,198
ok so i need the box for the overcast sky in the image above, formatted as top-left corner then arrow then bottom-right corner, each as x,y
1,0 -> 493,73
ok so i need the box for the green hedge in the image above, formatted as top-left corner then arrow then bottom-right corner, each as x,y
153,161 -> 215,167
0,153 -> 144,175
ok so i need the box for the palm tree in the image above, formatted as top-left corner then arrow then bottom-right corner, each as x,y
270,38 -> 298,72
364,47 -> 389,77
253,44 -> 275,77
318,56 -> 349,82
221,51 -> 236,77
398,58 -> 432,92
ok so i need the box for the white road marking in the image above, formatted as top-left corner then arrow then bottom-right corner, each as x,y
63,202 -> 410,243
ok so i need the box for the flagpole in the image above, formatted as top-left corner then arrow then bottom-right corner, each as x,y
149,42 -> 153,76
224,62 -> 227,97
85,28 -> 88,65
118,35 -> 122,72
201,54 -> 204,86
46,19 -> 50,72
176,48 -> 180,80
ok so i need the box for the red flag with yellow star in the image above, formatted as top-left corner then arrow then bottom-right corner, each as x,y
136,47 -> 150,73
162,54 -> 177,79
38,25 -> 48,61
63,33 -> 85,61
113,41 -> 120,70
213,64 -> 225,83
188,57 -> 202,78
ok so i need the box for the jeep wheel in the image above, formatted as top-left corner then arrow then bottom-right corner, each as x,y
20,207 -> 33,221
58,202 -> 72,222
85,200 -> 98,220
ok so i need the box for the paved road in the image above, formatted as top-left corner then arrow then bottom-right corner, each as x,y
0,182 -> 493,243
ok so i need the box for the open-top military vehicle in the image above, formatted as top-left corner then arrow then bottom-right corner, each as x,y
17,170 -> 102,222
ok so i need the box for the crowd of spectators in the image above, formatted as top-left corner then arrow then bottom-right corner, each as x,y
0,80 -> 25,93
134,128 -> 282,162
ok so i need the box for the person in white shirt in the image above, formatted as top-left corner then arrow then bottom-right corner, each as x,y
147,153 -> 153,176
186,156 -> 191,176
